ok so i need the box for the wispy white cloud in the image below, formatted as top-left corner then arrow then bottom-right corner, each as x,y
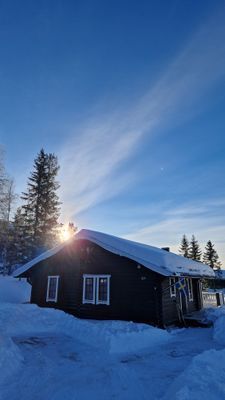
124,197 -> 225,265
59,121 -> 143,217
59,9 -> 225,219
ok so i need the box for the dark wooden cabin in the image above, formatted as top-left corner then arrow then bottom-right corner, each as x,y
14,229 -> 214,327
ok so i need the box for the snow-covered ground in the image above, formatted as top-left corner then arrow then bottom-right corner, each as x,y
1,277 -> 225,399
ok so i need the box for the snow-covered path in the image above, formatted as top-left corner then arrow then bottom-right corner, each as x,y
2,333 -> 117,400
0,321 -> 220,400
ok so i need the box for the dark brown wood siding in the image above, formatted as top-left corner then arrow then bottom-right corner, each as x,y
29,239 -> 163,326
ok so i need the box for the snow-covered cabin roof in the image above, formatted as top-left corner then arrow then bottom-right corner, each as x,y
14,229 -> 215,278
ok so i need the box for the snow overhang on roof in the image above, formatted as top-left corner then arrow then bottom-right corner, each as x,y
14,229 -> 215,278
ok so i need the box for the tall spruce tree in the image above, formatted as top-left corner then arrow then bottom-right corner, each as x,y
189,235 -> 202,261
179,234 -> 189,258
203,240 -> 221,270
21,149 -> 60,259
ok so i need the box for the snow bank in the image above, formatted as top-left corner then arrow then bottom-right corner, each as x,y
0,278 -> 30,388
212,308 -> 225,346
77,319 -> 171,355
213,315 -> 225,346
0,335 -> 24,385
164,306 -> 225,398
203,306 -> 225,346
0,303 -> 171,355
163,348 -> 225,400
0,276 -> 31,304
105,321 -> 171,355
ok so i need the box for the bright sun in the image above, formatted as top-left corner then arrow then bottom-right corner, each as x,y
60,226 -> 73,242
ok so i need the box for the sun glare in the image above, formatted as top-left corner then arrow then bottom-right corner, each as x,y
60,226 -> 73,242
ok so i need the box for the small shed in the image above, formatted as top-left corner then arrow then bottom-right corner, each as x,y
14,229 -> 214,327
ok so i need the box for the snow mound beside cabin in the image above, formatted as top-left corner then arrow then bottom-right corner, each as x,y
86,319 -> 171,355
163,348 -> 225,400
213,315 -> 225,346
213,310 -> 225,346
205,306 -> 225,346
0,276 -> 31,304
0,303 -> 171,356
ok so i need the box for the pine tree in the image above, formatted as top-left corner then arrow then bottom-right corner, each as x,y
21,149 -> 60,259
9,207 -> 28,265
179,234 -> 189,258
203,240 -> 221,270
189,235 -> 201,261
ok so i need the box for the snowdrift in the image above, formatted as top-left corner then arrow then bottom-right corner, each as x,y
0,303 -> 171,356
0,302 -> 171,388
0,276 -> 171,390
203,306 -> 225,346
163,306 -> 225,399
163,348 -> 225,400
0,276 -> 31,304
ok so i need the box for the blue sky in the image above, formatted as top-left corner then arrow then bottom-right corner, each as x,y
1,0 -> 225,264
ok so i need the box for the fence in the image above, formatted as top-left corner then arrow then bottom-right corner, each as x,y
202,291 -> 225,308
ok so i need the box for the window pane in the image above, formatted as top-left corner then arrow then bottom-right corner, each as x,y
85,278 -> 94,300
98,278 -> 108,302
48,277 -> 57,299
170,278 -> 176,296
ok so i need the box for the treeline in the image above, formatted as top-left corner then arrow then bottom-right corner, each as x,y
0,148 -> 76,273
179,234 -> 221,269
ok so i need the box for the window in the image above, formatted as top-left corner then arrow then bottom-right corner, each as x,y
186,278 -> 193,301
46,276 -> 59,302
169,277 -> 176,297
83,275 -> 110,305
83,277 -> 95,304
97,277 -> 109,304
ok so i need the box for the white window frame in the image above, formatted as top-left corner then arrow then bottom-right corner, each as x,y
169,277 -> 176,298
83,274 -> 111,305
186,278 -> 193,301
96,276 -> 111,305
46,276 -> 59,302
82,275 -> 96,304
